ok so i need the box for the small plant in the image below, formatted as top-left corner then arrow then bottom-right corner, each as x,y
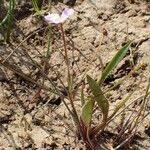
0,4 -> 148,150
80,42 -> 134,149
43,7 -> 148,150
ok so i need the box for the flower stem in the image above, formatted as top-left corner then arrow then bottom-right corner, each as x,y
60,23 -> 80,130
60,24 -> 70,79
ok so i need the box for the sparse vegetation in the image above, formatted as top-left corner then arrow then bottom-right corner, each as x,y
0,0 -> 149,150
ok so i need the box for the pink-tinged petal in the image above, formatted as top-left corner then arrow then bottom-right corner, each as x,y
44,8 -> 74,24
62,8 -> 74,16
60,8 -> 74,22
44,13 -> 62,24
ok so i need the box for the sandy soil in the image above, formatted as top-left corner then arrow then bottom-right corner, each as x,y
0,0 -> 150,149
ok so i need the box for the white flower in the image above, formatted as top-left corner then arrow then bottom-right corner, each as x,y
44,8 -> 74,24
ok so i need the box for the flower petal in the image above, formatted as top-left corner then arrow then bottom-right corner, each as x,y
62,8 -> 74,16
44,13 -> 62,24
60,8 -> 74,22
44,8 -> 74,24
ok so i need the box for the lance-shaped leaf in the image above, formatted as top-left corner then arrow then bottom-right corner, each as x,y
81,98 -> 94,127
99,42 -> 132,84
87,75 -> 109,121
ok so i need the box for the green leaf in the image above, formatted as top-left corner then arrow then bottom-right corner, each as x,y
0,0 -> 16,42
99,42 -> 132,84
31,0 -> 42,15
87,75 -> 109,121
81,98 -> 94,127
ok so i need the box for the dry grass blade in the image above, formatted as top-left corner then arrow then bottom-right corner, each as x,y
0,124 -> 18,150
130,78 -> 150,132
108,90 -> 135,121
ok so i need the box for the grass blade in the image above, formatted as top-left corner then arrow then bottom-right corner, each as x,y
0,0 -> 16,42
99,41 -> 132,84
